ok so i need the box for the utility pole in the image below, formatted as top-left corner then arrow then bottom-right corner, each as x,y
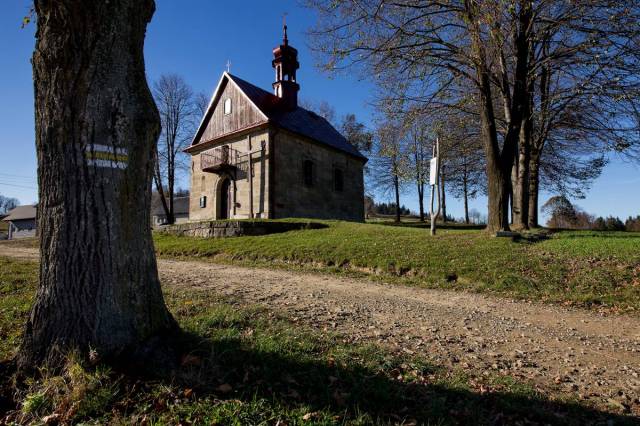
429,137 -> 442,236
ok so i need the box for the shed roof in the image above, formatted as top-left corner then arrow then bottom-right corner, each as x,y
151,196 -> 189,216
2,204 -> 37,221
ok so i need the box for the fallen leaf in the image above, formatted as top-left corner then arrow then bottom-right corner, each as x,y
42,413 -> 60,425
302,412 -> 317,421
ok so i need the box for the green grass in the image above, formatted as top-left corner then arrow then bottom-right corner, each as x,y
154,221 -> 640,313
538,230 -> 640,260
0,258 -> 36,360
0,257 -> 634,425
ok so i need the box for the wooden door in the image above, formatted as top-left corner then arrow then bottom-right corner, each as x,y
220,178 -> 231,219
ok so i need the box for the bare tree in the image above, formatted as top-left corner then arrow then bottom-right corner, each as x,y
541,195 -> 579,229
370,120 -> 407,222
0,195 -> 19,214
401,110 -> 431,222
152,74 -> 197,225
306,0 -> 640,233
444,115 -> 486,224
306,0 -> 533,233
19,0 -> 175,370
299,98 -> 337,126
193,91 -> 209,119
341,113 -> 373,153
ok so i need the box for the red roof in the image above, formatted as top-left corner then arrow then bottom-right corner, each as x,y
191,73 -> 367,161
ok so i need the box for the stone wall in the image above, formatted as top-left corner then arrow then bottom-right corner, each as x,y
273,130 -> 365,221
159,220 -> 326,238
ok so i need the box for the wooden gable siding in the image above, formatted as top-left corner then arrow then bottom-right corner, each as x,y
198,80 -> 266,144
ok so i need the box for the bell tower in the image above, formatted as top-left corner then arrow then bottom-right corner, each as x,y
272,21 -> 300,110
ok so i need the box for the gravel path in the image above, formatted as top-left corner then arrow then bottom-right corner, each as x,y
2,246 -> 639,415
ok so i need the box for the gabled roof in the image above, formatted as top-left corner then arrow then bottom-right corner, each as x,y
151,195 -> 189,216
191,72 -> 367,161
2,204 -> 37,221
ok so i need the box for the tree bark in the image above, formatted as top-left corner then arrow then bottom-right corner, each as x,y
153,151 -> 171,225
512,130 -> 530,229
417,182 -> 425,222
440,165 -> 447,222
528,149 -> 541,228
463,172 -> 470,224
465,0 -> 532,234
478,74 -> 512,234
393,173 -> 401,223
415,145 -> 425,222
19,0 -> 176,370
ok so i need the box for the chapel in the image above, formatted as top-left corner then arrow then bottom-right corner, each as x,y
186,25 -> 367,222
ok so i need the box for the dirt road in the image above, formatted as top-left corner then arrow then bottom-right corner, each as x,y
2,246 -> 639,415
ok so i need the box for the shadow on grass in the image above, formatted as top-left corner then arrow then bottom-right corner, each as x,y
546,229 -> 640,239
148,329 -> 634,425
374,221 -> 487,231
1,321 -> 636,425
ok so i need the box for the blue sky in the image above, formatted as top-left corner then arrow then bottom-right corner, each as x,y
1,0 -> 639,221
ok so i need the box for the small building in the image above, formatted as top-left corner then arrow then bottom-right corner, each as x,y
2,204 -> 37,240
185,25 -> 367,222
151,195 -> 190,227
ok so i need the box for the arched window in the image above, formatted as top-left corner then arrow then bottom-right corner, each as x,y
303,160 -> 314,187
224,98 -> 232,115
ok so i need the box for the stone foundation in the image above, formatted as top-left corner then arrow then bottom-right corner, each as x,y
158,220 -> 326,238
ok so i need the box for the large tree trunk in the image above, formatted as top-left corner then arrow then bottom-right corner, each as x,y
511,149 -> 518,225
528,149 -> 541,228
512,55 -> 534,230
19,0 -> 176,370
511,131 -> 530,229
513,136 -> 530,229
479,81 -> 512,233
466,0 -> 531,234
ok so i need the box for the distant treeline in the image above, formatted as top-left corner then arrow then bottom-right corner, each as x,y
543,196 -> 640,231
371,202 -> 412,217
592,216 -> 640,232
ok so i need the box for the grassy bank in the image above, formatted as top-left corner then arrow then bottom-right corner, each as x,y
0,257 -> 633,425
154,221 -> 640,313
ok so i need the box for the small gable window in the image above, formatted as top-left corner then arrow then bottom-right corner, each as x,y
334,168 -> 344,192
303,160 -> 314,187
224,98 -> 232,115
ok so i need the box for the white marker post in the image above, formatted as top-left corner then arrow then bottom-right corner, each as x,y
429,137 -> 441,236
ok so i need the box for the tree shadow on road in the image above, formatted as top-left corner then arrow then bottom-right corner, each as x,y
1,293 -> 636,425
153,321 -> 635,425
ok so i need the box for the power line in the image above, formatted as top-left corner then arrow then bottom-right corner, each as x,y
0,175 -> 37,186
0,182 -> 37,190
0,172 -> 36,180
